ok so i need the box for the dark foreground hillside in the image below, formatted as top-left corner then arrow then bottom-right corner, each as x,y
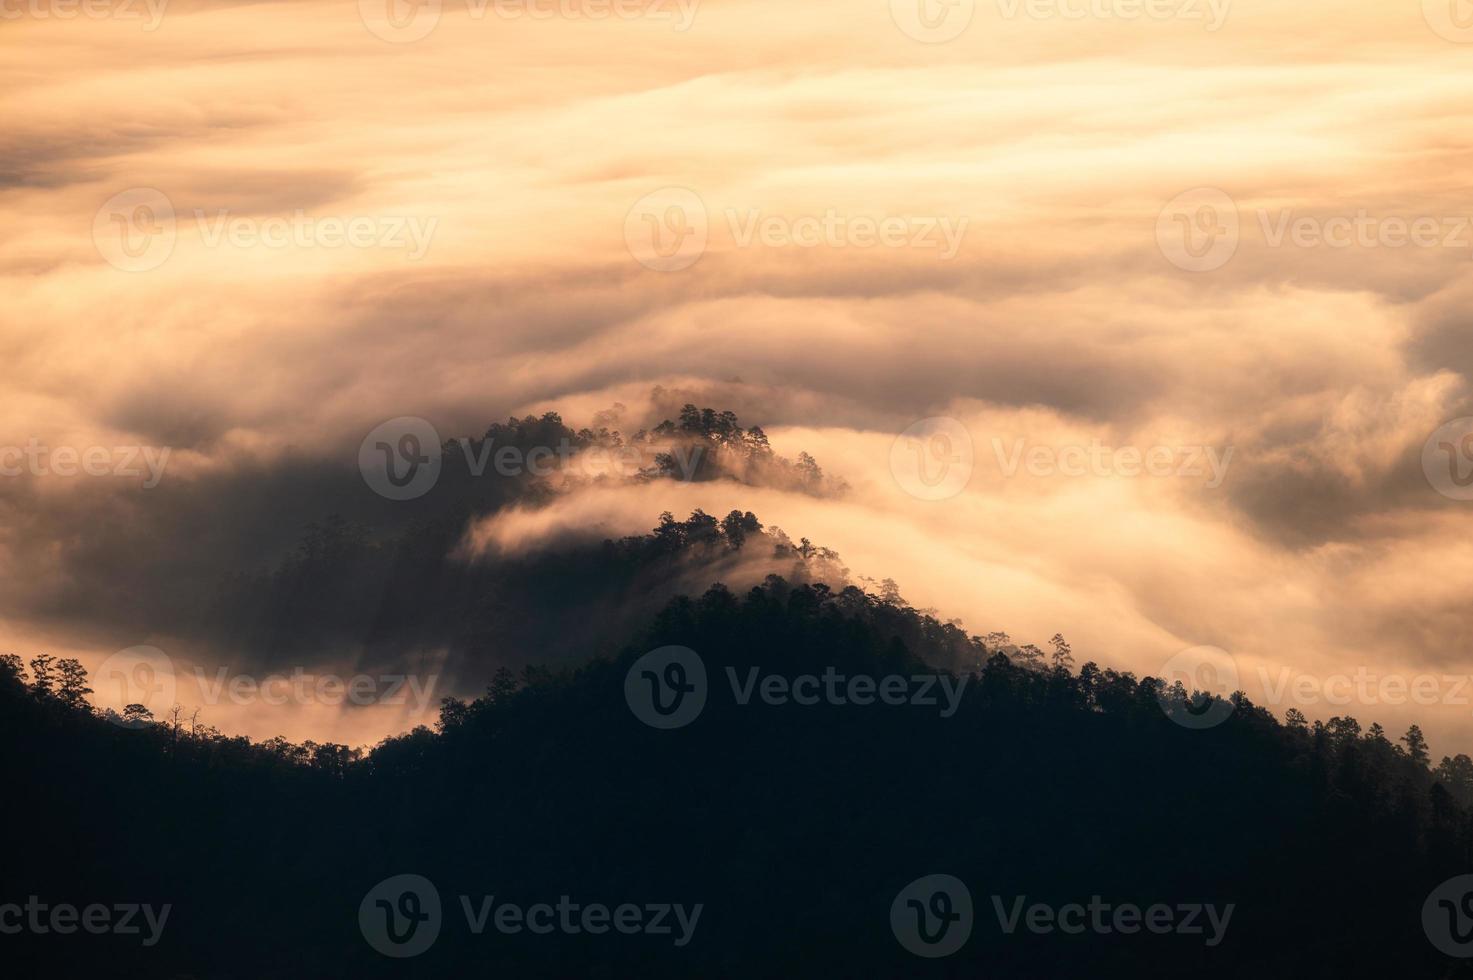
3,577 -> 1473,978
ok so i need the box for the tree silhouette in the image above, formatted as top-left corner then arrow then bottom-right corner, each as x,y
28,653 -> 55,700
1403,724 -> 1430,765
1014,643 -> 1046,671
487,666 -> 519,703
1049,633 -> 1074,670
55,658 -> 93,710
0,653 -> 26,694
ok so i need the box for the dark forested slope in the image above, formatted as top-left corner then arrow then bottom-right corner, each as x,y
4,572 -> 1472,978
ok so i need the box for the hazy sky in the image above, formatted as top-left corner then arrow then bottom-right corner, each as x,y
4,0 -> 1473,749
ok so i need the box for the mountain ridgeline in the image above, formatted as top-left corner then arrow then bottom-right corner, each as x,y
197,401 -> 846,688
4,400 -> 1470,976
4,569 -> 1473,976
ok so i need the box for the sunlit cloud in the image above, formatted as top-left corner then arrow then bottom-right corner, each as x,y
4,0 -> 1473,749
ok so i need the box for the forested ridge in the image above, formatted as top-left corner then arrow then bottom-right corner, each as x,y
5,549 -> 1472,977
198,402 -> 843,687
